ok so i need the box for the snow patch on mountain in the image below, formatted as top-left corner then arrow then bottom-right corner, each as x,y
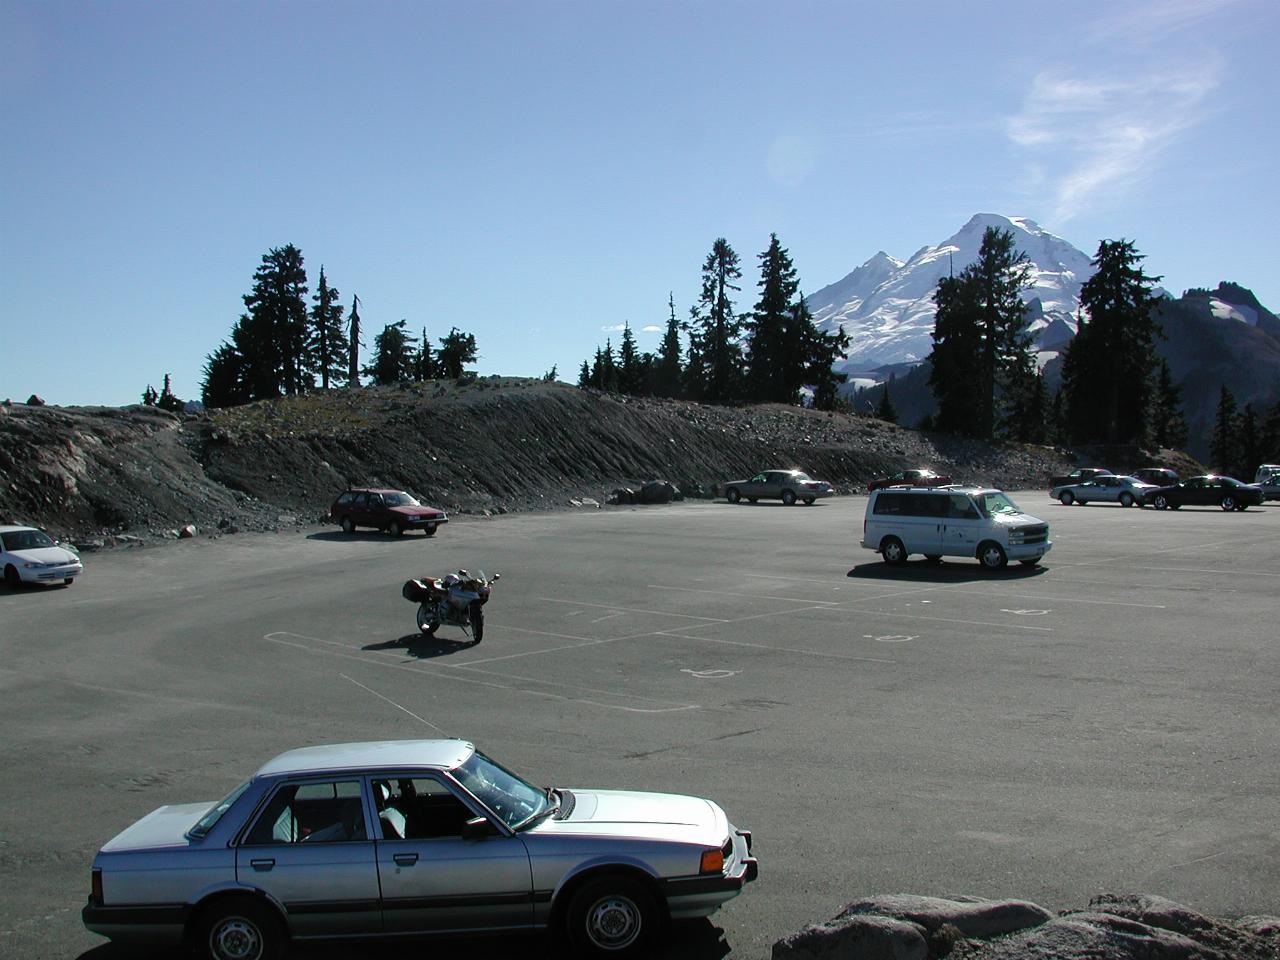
807,214 -> 1095,374
1209,297 -> 1257,325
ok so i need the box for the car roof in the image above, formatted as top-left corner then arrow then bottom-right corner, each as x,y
0,524 -> 40,534
343,487 -> 406,495
254,739 -> 475,778
874,485 -> 995,495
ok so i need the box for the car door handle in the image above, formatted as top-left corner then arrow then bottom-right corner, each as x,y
250,858 -> 275,872
393,853 -> 419,867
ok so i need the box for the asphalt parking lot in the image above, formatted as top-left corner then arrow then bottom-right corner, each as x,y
2,491 -> 1277,959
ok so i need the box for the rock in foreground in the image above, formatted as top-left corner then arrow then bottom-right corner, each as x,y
773,893 -> 1280,960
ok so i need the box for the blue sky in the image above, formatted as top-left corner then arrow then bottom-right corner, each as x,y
3,0 -> 1276,406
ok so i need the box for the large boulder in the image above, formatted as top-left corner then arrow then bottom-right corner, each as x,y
638,480 -> 682,504
773,913 -> 929,960
835,894 -> 1053,940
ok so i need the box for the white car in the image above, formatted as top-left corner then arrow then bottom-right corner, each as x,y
0,525 -> 83,587
1050,474 -> 1157,508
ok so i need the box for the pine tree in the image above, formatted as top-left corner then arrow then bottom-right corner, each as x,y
1061,239 -> 1163,444
653,294 -> 683,398
1150,359 -> 1188,449
1236,403 -> 1259,481
876,377 -> 898,423
618,322 -> 642,395
415,327 -> 435,381
201,342 -> 249,408
437,328 -> 478,379
578,360 -> 591,388
141,384 -> 158,406
308,267 -> 348,390
240,244 -> 310,398
157,373 -> 183,412
364,321 -> 415,385
1261,399 -> 1280,464
746,234 -> 800,402
800,297 -> 849,410
687,238 -> 743,404
928,273 -> 983,434
347,294 -> 363,387
1210,385 -> 1237,474
542,364 -> 558,382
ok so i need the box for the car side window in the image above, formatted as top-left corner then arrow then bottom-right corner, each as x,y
352,493 -> 369,508
244,780 -> 366,845
373,777 -> 477,840
335,492 -> 354,507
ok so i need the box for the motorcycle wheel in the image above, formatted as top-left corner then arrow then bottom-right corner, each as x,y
470,602 -> 484,643
416,604 -> 439,636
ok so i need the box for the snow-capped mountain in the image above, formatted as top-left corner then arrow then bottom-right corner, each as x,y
808,214 -> 1096,375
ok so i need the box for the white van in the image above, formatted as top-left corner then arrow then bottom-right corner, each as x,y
861,486 -> 1052,570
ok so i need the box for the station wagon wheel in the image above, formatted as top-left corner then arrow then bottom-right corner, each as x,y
1059,491 -> 1074,505
880,536 -> 907,565
197,897 -> 282,960
389,520 -> 404,536
781,489 -> 797,505
424,523 -> 438,536
803,497 -> 816,505
566,875 -> 658,958
726,487 -> 741,503
978,541 -> 1008,571
340,516 -> 355,534
1220,496 -> 1236,511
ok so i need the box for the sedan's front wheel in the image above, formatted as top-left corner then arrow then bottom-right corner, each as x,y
196,898 -> 282,960
1221,496 -> 1237,511
1154,494 -> 1169,511
1059,491 -> 1074,505
3,564 -> 19,588
1119,493 -> 1134,508
565,875 -> 658,958
726,488 -> 741,504
781,489 -> 797,505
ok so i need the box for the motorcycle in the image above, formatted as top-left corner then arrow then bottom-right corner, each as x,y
402,570 -> 499,643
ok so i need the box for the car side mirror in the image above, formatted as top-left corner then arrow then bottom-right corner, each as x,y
462,816 -> 495,840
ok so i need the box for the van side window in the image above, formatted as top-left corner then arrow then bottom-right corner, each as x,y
948,495 -> 979,519
873,494 -> 905,515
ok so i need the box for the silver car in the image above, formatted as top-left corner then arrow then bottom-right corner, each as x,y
723,469 -> 833,505
1050,474 -> 1156,508
83,739 -> 757,959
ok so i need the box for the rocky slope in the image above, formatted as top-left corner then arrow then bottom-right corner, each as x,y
1,377 -> 1087,547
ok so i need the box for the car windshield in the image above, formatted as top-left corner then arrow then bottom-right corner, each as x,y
188,780 -> 252,839
791,472 -> 813,481
384,492 -> 420,507
452,751 -> 550,830
978,492 -> 1021,516
1,528 -> 55,551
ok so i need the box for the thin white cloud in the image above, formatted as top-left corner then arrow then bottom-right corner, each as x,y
599,324 -> 626,332
1088,0 -> 1253,43
641,325 -> 662,333
1006,61 -> 1221,222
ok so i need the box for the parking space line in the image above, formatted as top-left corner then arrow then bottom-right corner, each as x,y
538,597 -> 729,621
264,632 -> 700,714
932,588 -> 1165,609
647,583 -> 840,605
655,630 -> 895,663
341,674 -> 445,732
825,609 -> 1053,632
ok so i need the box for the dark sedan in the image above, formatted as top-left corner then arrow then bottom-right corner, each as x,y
1142,475 -> 1264,511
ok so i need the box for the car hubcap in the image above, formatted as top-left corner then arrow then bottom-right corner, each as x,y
983,548 -> 1001,568
587,895 -> 641,950
210,917 -> 262,960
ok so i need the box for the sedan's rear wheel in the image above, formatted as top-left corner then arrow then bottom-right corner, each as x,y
1221,496 -> 1236,511
196,898 -> 282,960
565,875 -> 658,958
1119,493 -> 1134,508
781,489 -> 797,505
726,488 -> 741,504
1059,492 -> 1074,505
1154,494 -> 1169,511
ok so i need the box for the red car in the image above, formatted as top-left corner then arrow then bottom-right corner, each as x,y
866,469 -> 953,492
330,488 -> 449,537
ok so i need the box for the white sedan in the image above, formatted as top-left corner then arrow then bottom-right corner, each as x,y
0,525 -> 83,587
1050,475 -> 1157,508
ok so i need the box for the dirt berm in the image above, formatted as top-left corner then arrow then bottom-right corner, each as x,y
2,377 -> 1088,547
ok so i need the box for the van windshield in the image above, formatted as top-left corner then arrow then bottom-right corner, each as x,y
979,492 -> 1021,517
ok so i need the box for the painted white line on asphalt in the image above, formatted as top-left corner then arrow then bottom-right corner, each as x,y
655,630 -> 895,664
647,583 -> 840,605
341,674 -> 445,732
939,589 -> 1165,608
264,632 -> 699,714
829,609 -> 1054,632
539,596 -> 729,621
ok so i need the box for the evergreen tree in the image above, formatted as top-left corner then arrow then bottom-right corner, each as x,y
201,342 -> 249,408
157,373 -> 183,412
876,377 -> 898,423
141,384 -> 158,406
653,294 -> 683,398
1150,359 -> 1188,449
364,320 -> 415,385
347,294 -> 363,387
437,327 -> 478,379
746,234 -> 800,402
687,238 -> 743,404
578,360 -> 591,388
542,364 -> 558,382
1236,403 -> 1259,481
1001,367 -> 1047,443
618,322 -> 642,395
1061,239 -> 1163,444
308,267 -> 348,390
800,297 -> 849,410
928,273 -> 983,434
240,244 -> 310,398
415,327 -> 436,381
1210,384 -> 1237,474
1261,399 -> 1280,464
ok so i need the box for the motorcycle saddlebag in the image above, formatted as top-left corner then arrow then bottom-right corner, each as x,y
402,578 -> 433,603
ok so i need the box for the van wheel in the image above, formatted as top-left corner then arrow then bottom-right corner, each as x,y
978,541 -> 1007,570
880,537 -> 907,565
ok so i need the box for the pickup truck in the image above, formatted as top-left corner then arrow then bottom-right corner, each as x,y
1048,467 -> 1113,492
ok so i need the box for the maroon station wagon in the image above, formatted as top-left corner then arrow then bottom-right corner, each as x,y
331,488 -> 449,537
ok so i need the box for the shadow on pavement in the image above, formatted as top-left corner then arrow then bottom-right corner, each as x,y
847,560 -> 1049,583
306,530 -> 437,543
77,919 -> 733,960
363,633 -> 479,659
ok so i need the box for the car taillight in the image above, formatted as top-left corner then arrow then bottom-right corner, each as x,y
91,868 -> 103,906
699,848 -> 725,874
